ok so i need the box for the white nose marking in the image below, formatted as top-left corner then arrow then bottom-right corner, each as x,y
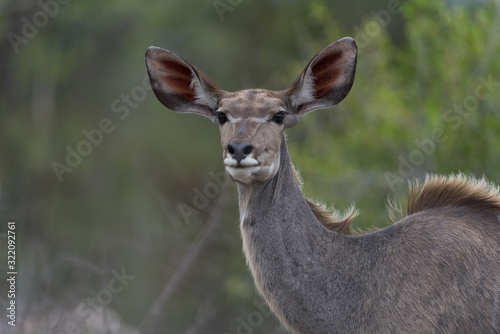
224,156 -> 258,167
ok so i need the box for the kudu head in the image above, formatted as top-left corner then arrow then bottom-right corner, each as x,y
146,38 -> 357,184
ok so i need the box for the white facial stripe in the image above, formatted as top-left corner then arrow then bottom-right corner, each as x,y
227,115 -> 267,123
217,108 -> 286,124
225,113 -> 238,122
248,117 -> 269,123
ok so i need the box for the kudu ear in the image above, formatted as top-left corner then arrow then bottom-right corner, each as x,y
145,47 -> 222,118
286,37 -> 357,116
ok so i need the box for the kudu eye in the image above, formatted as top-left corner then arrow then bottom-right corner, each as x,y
216,112 -> 228,125
271,111 -> 285,125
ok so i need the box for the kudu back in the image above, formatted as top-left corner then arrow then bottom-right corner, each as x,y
146,38 -> 500,333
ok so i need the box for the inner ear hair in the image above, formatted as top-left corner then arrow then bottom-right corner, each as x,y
287,37 -> 358,116
145,46 -> 222,118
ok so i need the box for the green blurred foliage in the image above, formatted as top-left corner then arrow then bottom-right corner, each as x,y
1,0 -> 499,332
290,0 -> 500,229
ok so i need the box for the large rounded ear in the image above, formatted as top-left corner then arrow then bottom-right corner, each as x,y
286,37 -> 357,116
145,47 -> 222,118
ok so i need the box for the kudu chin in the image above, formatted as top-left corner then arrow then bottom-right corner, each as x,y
146,38 -> 500,334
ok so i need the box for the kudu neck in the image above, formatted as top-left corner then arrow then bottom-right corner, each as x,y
237,135 -> 323,231
235,135 -> 343,333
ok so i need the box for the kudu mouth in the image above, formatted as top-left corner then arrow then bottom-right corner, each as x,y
223,157 -> 260,168
224,164 -> 264,184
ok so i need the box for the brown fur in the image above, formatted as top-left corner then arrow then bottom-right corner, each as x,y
292,165 -> 359,234
407,173 -> 500,217
305,198 -> 359,234
298,171 -> 500,236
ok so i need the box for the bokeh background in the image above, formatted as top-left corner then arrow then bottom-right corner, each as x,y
1,0 -> 500,333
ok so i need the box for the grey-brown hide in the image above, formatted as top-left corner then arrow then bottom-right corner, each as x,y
217,90 -> 287,184
146,38 -> 500,334
146,38 -> 357,186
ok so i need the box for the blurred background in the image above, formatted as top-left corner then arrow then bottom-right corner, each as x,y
1,0 -> 500,332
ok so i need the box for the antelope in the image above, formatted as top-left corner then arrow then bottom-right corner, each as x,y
145,38 -> 500,333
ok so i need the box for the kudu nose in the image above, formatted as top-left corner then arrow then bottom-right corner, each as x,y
227,142 -> 253,164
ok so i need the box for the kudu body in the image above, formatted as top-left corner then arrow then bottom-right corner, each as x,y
146,38 -> 500,333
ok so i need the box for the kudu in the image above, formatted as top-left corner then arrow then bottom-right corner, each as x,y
146,38 -> 500,333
